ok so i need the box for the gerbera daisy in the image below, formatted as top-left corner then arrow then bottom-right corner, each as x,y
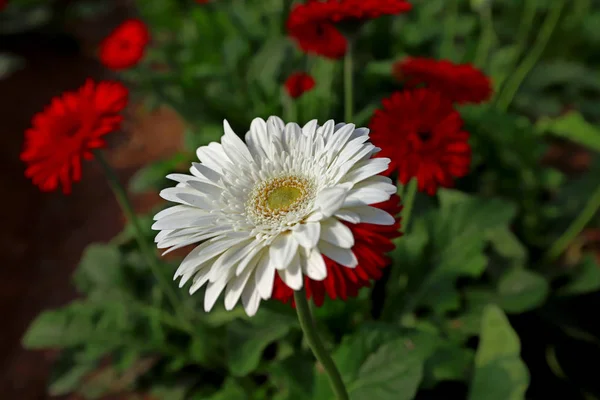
272,195 -> 401,306
287,0 -> 412,59
99,19 -> 150,71
394,57 -> 493,104
285,72 -> 316,99
21,79 -> 129,194
153,117 -> 397,316
369,88 -> 471,195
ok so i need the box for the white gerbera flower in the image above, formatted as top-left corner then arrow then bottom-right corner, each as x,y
153,116 -> 396,316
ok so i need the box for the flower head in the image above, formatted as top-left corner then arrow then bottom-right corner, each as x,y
99,19 -> 150,71
0,0 -> 8,11
153,116 -> 397,316
21,79 -> 129,194
369,88 -> 471,195
394,57 -> 492,104
287,0 -> 412,59
272,195 -> 401,306
285,72 -> 316,99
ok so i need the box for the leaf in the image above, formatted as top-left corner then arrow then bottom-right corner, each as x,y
348,338 -> 427,400
227,314 -> 291,376
558,255 -> 600,296
150,385 -> 189,400
423,344 -> 474,385
497,268 -> 549,313
129,153 -> 188,193
536,112 -> 600,152
49,363 -> 96,396
487,227 -> 528,266
183,125 -> 224,152
22,301 -> 95,349
0,52 -> 25,80
468,305 -> 530,400
314,323 -> 438,400
269,355 -> 314,400
73,244 -> 123,296
246,37 -> 290,94
205,378 -> 247,400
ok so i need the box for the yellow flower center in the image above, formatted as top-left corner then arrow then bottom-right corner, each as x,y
247,175 -> 316,225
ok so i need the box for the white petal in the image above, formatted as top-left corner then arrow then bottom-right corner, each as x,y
224,265 -> 254,310
255,251 -> 276,299
236,246 -> 265,275
269,234 -> 299,270
343,187 -> 392,207
321,218 -> 354,248
151,214 -> 217,230
291,222 -> 321,248
324,123 -> 355,158
178,235 -> 250,274
278,252 -> 303,290
188,265 -> 212,293
342,158 -> 391,184
159,187 -> 199,204
354,175 -> 396,194
196,143 -> 233,174
185,180 -> 223,199
345,205 -> 396,225
241,280 -> 262,316
246,118 -> 269,159
208,239 -> 254,282
318,241 -> 358,268
313,184 -> 351,218
222,119 -> 254,164
304,248 -> 327,281
334,209 -> 361,224
191,163 -> 222,184
176,193 -> 217,210
153,204 -> 193,221
204,268 -> 235,312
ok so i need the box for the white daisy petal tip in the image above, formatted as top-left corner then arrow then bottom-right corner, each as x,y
153,115 -> 393,315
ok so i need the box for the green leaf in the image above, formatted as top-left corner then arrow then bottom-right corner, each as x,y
423,344 -> 474,385
246,37 -> 290,94
558,255 -> 600,296
227,314 -> 291,376
129,153 -> 188,193
347,338 -> 427,400
73,244 -> 122,295
536,112 -> 600,152
498,268 -> 549,313
22,301 -> 95,349
314,323 -> 438,400
205,378 -> 247,400
49,363 -> 96,396
487,227 -> 528,266
468,305 -> 530,400
269,355 -> 314,400
0,52 -> 25,80
150,385 -> 189,400
183,125 -> 224,152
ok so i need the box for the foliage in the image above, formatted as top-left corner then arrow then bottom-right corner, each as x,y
18,0 -> 600,399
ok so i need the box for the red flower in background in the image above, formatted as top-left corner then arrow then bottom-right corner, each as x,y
272,196 -> 402,306
369,88 -> 471,195
287,0 -> 412,59
394,57 -> 492,104
285,72 -> 316,98
0,0 -> 8,11
21,80 -> 129,194
195,0 -> 210,3
99,19 -> 150,71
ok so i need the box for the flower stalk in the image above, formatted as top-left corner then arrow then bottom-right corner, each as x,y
344,40 -> 354,122
294,289 -> 349,400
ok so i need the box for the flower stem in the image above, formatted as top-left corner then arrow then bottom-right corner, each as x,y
401,178 -> 418,233
440,0 -> 458,60
543,183 -> 600,264
343,41 -> 353,122
495,0 -> 565,112
94,150 -> 190,327
294,290 -> 349,400
473,4 -> 495,68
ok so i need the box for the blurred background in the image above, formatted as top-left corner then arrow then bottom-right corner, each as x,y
2,0 -> 600,399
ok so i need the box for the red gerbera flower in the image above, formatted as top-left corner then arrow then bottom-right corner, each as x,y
369,88 -> 471,195
285,72 -> 316,99
195,0 -> 210,3
21,79 -> 129,194
99,19 -> 150,71
394,57 -> 493,104
272,195 -> 402,307
287,0 -> 412,59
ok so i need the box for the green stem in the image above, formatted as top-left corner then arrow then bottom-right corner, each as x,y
94,150 -> 190,328
543,183 -> 600,263
294,290 -> 349,400
440,0 -> 458,60
401,178 -> 418,234
343,40 -> 353,122
282,91 -> 297,122
473,4 -> 494,68
495,0 -> 565,112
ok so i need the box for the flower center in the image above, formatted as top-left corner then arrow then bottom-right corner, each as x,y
247,175 -> 316,227
417,130 -> 432,142
267,186 -> 303,210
